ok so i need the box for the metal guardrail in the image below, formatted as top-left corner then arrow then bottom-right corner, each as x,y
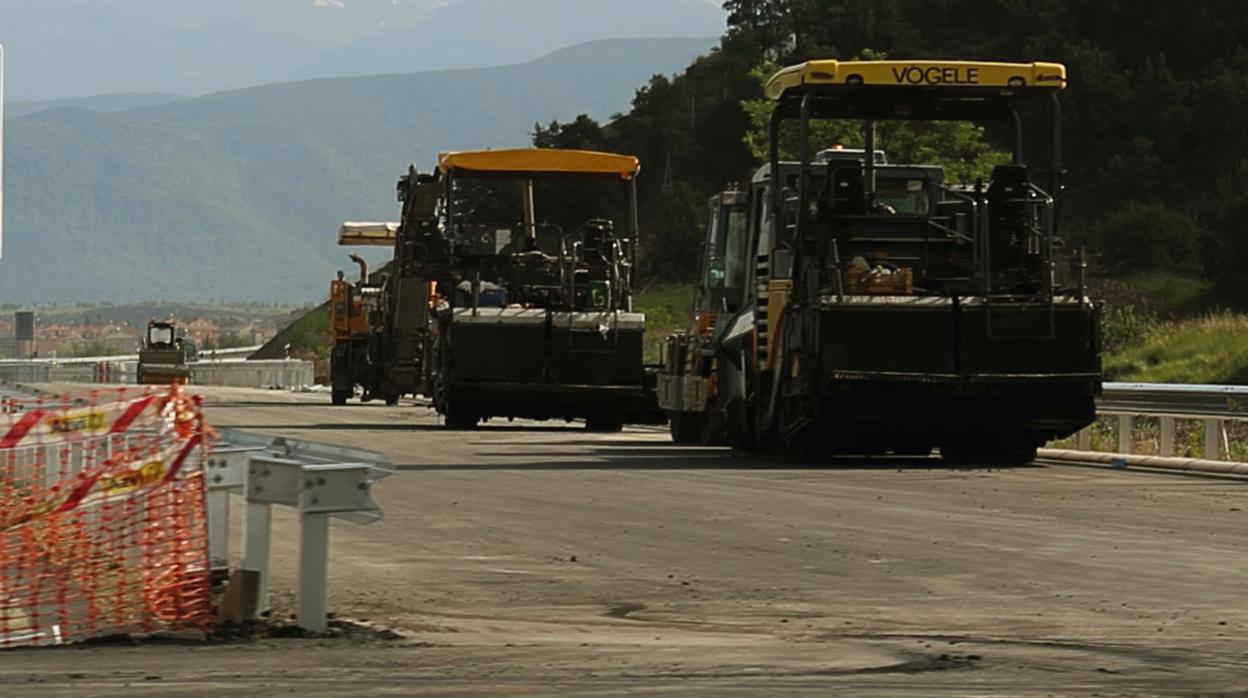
0,345 -> 262,366
0,363 -> 49,383
1098,382 -> 1248,418
191,360 -> 313,389
1076,382 -> 1248,460
0,358 -> 313,389
207,429 -> 393,633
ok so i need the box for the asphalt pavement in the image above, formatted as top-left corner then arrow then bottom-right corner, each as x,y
3,386 -> 1246,697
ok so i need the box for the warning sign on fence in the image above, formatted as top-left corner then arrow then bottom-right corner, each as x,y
0,387 -> 213,648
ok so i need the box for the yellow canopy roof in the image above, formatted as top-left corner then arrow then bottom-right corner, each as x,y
437,148 -> 640,179
766,60 -> 1067,99
339,221 -> 399,246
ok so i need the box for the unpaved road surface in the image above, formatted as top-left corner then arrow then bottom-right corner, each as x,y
4,386 -> 1247,696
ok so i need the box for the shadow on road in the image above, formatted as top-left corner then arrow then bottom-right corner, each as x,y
398,446 -> 1042,472
212,422 -> 441,431
208,400 -> 432,409
212,422 -> 612,434
481,438 -> 680,448
206,401 -> 334,408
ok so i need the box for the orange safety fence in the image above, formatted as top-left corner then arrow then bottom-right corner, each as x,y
0,387 -> 213,648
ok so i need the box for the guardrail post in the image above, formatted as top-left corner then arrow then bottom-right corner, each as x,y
244,454 -> 302,618
1076,427 -> 1092,451
1159,417 -> 1176,457
1117,414 -> 1133,454
214,432 -> 390,629
214,442 -> 301,618
1204,418 -> 1226,460
298,512 -> 331,633
205,446 -> 257,577
207,490 -> 230,568
242,501 -> 273,614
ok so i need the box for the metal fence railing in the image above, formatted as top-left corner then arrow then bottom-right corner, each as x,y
0,359 -> 314,390
1071,382 -> 1248,461
190,360 -> 313,389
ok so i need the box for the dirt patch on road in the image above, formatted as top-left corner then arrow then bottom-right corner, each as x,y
69,617 -> 408,649
213,617 -> 408,643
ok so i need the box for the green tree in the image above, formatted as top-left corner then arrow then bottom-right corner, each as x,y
218,331 -> 250,349
1098,203 -> 1202,275
531,0 -> 1248,295
535,54 -> 760,282
68,341 -> 120,357
532,114 -> 605,151
741,63 -> 1009,182
1211,158 -> 1248,305
639,182 -> 708,280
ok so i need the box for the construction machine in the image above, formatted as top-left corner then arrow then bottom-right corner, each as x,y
660,149 -> 912,443
662,60 -> 1102,464
429,149 -> 647,430
328,222 -> 406,405
330,148 -> 649,430
658,189 -> 749,444
137,320 -> 191,385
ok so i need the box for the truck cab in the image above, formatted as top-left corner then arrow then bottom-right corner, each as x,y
657,190 -> 750,443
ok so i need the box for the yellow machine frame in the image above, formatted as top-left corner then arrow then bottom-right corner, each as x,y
765,60 -> 1067,99
437,148 -> 640,180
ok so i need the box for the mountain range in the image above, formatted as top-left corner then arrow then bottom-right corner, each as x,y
0,0 -> 725,100
1,37 -> 718,304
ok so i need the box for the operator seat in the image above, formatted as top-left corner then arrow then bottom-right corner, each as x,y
830,162 -> 866,215
987,165 -> 1030,220
986,164 -> 1032,269
578,219 -> 615,266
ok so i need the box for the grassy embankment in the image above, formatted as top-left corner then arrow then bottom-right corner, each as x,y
633,284 -> 695,362
1099,272 -> 1248,384
1104,312 -> 1248,384
1057,272 -> 1248,458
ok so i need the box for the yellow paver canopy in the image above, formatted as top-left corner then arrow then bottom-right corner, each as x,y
338,221 -> 399,246
437,148 -> 640,180
766,60 -> 1067,99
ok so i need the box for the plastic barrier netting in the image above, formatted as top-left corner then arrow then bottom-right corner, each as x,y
0,388 -> 212,648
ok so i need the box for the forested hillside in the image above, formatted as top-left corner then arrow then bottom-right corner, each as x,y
0,38 -> 716,305
539,1 -> 1248,306
8,93 -> 186,120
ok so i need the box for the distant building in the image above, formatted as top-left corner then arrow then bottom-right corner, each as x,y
92,323 -> 142,354
183,318 -> 221,346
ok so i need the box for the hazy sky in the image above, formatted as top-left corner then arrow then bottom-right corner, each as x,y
0,0 -> 727,101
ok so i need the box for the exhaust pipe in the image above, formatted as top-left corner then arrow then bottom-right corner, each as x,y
348,254 -> 369,284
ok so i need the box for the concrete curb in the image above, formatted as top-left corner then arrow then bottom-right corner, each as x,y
1039,448 -> 1248,477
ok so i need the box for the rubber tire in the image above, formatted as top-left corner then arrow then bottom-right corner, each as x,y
940,442 -> 1037,467
384,394 -> 400,406
668,413 -> 702,444
331,388 -> 351,406
700,410 -> 729,446
585,414 -> 625,433
444,406 -> 479,430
